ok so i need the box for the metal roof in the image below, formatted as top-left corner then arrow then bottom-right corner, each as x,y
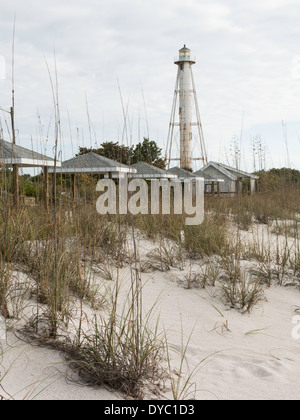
179,45 -> 190,52
0,139 -> 58,167
201,162 -> 259,181
168,166 -> 203,180
201,162 -> 237,181
129,161 -> 177,179
217,163 -> 259,180
49,152 -> 135,174
194,168 -> 224,183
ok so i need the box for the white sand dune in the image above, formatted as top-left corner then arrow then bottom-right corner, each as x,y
1,227 -> 300,400
0,334 -> 121,400
138,268 -> 300,400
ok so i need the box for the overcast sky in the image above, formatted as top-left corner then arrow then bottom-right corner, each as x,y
0,0 -> 300,172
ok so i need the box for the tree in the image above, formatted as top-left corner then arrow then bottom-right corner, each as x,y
77,142 -> 134,166
77,138 -> 166,169
133,138 -> 165,169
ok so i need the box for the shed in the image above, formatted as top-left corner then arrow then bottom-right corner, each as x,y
194,168 -> 225,196
200,161 -> 259,195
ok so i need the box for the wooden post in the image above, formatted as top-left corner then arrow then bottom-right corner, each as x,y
217,182 -> 220,197
43,166 -> 49,209
211,181 -> 215,197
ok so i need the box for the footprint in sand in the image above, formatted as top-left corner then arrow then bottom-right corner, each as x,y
234,358 -> 284,379
204,353 -> 285,381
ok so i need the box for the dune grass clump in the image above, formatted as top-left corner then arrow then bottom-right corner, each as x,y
0,204 -> 34,319
234,208 -> 253,231
206,187 -> 300,225
221,255 -> 265,312
291,246 -> 300,280
134,213 -> 184,241
0,259 -> 12,319
5,196 -> 165,397
75,206 -> 125,257
23,239 -> 77,338
221,274 -> 264,313
66,284 -> 164,398
143,239 -> 183,273
272,221 -> 300,238
0,206 -> 32,264
184,215 -> 229,259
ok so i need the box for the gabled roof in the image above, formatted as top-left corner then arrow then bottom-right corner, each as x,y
130,162 -> 177,179
217,163 -> 259,180
202,162 -> 237,181
194,169 -> 224,183
201,161 -> 259,181
49,152 -> 135,174
0,139 -> 58,167
167,166 -> 203,180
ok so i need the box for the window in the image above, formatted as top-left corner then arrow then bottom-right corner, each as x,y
205,184 -> 212,194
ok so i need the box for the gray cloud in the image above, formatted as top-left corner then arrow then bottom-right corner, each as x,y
0,0 -> 299,170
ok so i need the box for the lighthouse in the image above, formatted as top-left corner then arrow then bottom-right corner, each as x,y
166,45 -> 207,171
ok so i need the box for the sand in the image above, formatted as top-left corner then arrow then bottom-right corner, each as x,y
1,224 -> 300,400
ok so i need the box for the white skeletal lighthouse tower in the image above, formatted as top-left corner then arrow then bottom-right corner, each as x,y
166,45 -> 207,171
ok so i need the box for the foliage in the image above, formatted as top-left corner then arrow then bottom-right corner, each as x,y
78,141 -> 134,166
78,138 -> 166,168
255,168 -> 300,191
133,138 -> 165,168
